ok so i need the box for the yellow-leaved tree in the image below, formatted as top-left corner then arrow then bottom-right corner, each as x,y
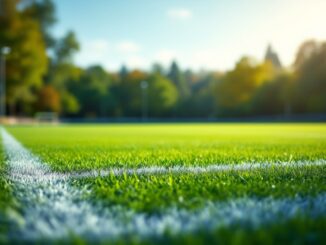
216,57 -> 274,115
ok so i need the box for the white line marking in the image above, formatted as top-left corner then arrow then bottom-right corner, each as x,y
9,158 -> 326,181
2,128 -> 326,242
66,159 -> 326,179
8,158 -> 326,181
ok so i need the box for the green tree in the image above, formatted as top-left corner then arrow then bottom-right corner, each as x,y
0,0 -> 48,115
45,31 -> 81,115
45,63 -> 81,115
185,73 -> 220,117
167,61 -> 190,117
118,70 -> 147,117
23,0 -> 57,48
293,40 -> 326,113
293,40 -> 318,69
73,65 -> 112,117
147,73 -> 178,117
264,44 -> 282,70
251,72 -> 294,116
53,31 -> 79,64
216,57 -> 274,116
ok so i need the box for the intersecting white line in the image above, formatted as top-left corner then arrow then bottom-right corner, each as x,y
2,127 -> 326,242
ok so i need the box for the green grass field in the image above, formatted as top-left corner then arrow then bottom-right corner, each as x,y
6,123 -> 326,171
1,123 -> 326,244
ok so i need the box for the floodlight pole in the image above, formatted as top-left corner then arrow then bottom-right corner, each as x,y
0,47 -> 9,118
140,80 -> 148,121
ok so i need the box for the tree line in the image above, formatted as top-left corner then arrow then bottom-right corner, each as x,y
1,0 -> 325,119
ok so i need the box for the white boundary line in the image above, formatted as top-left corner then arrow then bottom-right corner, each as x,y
8,158 -> 326,181
2,127 -> 326,242
66,159 -> 326,179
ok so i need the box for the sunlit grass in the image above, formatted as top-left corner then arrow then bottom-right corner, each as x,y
73,165 -> 326,212
3,123 -> 326,244
6,123 -> 326,171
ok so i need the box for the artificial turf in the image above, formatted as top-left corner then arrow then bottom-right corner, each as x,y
75,165 -> 326,212
5,123 -> 326,210
5,123 -> 326,171
2,123 -> 326,244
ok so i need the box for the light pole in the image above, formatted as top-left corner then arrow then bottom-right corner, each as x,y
1,47 -> 10,118
140,80 -> 148,121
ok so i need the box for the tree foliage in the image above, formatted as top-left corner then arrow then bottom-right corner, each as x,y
73,66 -> 112,117
293,40 -> 326,113
1,0 -> 325,119
168,61 -> 190,99
216,57 -> 274,115
35,85 -> 60,112
147,73 -> 178,117
23,0 -> 57,48
1,0 -> 48,114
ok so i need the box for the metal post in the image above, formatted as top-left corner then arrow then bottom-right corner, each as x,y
0,52 -> 5,117
140,80 -> 148,121
0,47 -> 10,118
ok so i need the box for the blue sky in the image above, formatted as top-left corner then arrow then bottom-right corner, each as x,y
53,0 -> 326,71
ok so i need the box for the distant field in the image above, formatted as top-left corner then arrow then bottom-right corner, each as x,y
1,123 -> 326,244
6,123 -> 326,171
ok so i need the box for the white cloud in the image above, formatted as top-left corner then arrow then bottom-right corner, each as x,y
154,50 -> 177,65
76,40 -> 227,71
117,41 -> 140,53
125,55 -> 147,68
176,48 -> 237,71
76,39 -> 110,66
167,8 -> 192,20
89,39 -> 110,53
76,39 -> 145,70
